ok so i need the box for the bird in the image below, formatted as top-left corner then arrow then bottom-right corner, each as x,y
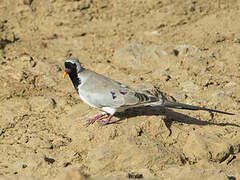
63,57 -> 234,126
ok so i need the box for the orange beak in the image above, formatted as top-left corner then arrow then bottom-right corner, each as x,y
62,71 -> 67,78
63,69 -> 69,78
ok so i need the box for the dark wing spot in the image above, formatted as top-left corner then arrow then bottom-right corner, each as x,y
119,91 -> 127,95
111,91 -> 117,99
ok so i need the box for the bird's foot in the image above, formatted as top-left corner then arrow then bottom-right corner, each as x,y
85,114 -> 105,127
98,115 -> 118,126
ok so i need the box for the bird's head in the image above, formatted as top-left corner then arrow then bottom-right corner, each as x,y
63,58 -> 84,78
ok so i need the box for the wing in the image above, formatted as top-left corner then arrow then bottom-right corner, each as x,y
78,70 -> 158,109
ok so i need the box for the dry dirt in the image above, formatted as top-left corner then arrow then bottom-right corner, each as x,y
0,0 -> 240,179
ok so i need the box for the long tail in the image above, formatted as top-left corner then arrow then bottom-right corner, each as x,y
162,101 -> 235,115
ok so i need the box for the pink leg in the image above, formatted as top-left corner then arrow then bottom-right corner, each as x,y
98,114 -> 118,126
85,113 -> 105,127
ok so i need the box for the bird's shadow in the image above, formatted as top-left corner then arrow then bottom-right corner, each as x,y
113,106 -> 239,135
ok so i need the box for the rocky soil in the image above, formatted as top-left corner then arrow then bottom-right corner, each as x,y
0,0 -> 240,179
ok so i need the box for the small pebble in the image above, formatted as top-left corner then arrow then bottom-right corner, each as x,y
44,156 -> 55,164
128,172 -> 143,179
48,98 -> 57,108
23,0 -> 33,5
63,162 -> 71,167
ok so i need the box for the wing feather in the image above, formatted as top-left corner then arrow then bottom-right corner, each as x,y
78,70 -> 159,108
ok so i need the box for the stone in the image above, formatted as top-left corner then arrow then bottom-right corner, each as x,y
113,43 -> 200,71
176,160 -> 228,180
183,129 -> 232,163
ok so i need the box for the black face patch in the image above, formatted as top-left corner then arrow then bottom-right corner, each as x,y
110,91 -> 117,99
64,62 -> 81,91
64,62 -> 77,72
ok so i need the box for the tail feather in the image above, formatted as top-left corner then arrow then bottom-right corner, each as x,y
163,101 -> 235,115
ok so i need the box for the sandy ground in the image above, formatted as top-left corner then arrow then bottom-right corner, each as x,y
0,0 -> 240,179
